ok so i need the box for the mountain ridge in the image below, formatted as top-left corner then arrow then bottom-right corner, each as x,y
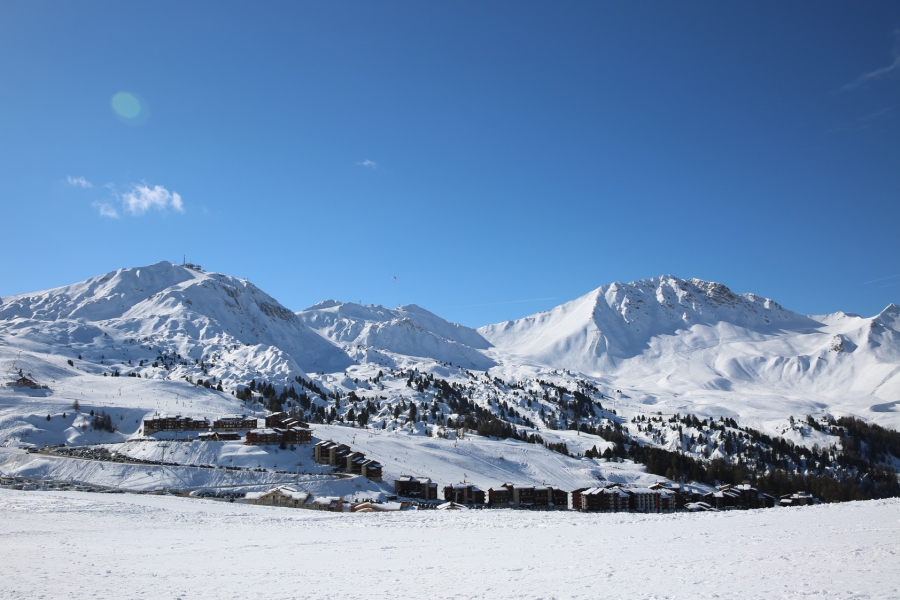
0,261 -> 352,386
2,263 -> 898,430
297,299 -> 495,370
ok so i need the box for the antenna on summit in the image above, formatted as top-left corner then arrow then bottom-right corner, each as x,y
182,256 -> 202,272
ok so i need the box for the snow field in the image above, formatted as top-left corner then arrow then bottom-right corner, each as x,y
1,489 -> 897,599
314,424 -> 656,493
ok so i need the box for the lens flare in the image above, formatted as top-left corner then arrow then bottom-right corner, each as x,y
111,92 -> 148,124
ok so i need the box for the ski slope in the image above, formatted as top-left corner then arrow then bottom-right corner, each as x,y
314,424 -> 654,492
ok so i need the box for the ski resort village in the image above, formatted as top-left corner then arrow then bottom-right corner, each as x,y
7,4 -> 900,596
1,262 -> 898,598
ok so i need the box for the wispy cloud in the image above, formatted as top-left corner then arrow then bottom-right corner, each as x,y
839,30 -> 900,92
858,106 -> 895,121
356,159 -> 378,169
92,182 -> 184,218
92,201 -> 119,219
121,183 -> 184,215
841,56 -> 900,91
826,106 -> 895,134
67,176 -> 93,188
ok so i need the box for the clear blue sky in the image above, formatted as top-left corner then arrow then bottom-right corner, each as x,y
1,2 -> 898,327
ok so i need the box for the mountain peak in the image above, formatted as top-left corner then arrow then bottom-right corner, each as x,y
0,261 -> 352,383
397,303 -> 435,316
874,303 -> 900,332
481,275 -> 816,370
299,300 -> 494,368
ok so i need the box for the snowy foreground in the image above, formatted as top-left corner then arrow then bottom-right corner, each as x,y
1,490 -> 898,600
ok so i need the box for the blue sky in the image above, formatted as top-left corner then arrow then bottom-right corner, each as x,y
1,2 -> 898,327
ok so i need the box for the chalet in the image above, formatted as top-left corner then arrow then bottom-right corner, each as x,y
394,476 -> 438,500
265,412 -> 310,430
308,497 -> 344,511
700,483 -> 777,510
5,376 -> 40,389
244,486 -> 344,512
245,486 -> 311,508
280,427 -> 312,444
552,488 -> 569,509
658,490 -> 676,512
704,488 -> 742,510
212,415 -> 259,431
495,483 -> 568,510
333,447 -> 352,468
244,428 -> 283,445
503,483 -> 536,507
346,451 -> 366,474
572,488 -> 604,512
730,484 -> 762,509
360,460 -> 383,482
605,486 -> 632,511
533,486 -> 552,508
313,440 -> 381,481
142,415 -> 210,435
314,441 -> 337,464
312,440 -> 351,465
197,431 -> 240,441
780,492 -> 816,507
628,487 -> 660,512
265,412 -> 289,428
488,486 -> 513,507
650,482 -> 701,510
572,485 -> 638,512
443,483 -> 486,505
330,444 -> 352,467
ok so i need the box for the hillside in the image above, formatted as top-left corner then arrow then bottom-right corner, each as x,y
0,261 -> 351,389
298,300 -> 495,369
481,276 -> 900,430
1,264 -> 898,502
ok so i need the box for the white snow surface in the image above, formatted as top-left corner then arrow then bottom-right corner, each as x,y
313,424 -> 655,492
298,300 -> 496,369
1,262 -> 898,494
481,275 -> 900,429
0,261 -> 351,387
1,488 -> 898,599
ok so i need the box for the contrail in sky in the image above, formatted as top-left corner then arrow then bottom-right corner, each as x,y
863,274 -> 900,285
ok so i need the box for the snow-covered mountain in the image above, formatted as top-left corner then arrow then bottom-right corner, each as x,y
0,261 -> 351,387
1,265 -> 898,434
298,300 -> 495,369
480,276 -> 900,428
1,264 -> 898,500
481,276 -> 817,364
